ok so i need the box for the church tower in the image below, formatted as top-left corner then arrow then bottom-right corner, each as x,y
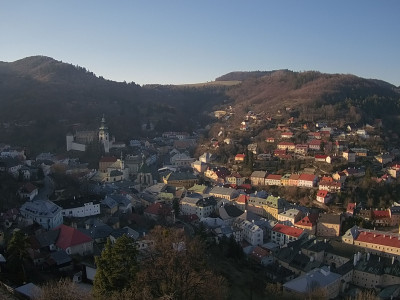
98,115 -> 110,153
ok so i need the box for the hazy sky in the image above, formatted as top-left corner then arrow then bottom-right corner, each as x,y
1,1 -> 399,85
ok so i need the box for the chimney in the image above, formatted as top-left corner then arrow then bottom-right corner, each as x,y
379,257 -> 381,262
367,252 -> 370,261
353,254 -> 357,266
392,257 -> 395,265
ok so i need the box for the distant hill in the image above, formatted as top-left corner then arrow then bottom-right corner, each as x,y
215,70 -> 287,82
1,56 -> 399,153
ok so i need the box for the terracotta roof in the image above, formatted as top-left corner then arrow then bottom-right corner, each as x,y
321,176 -> 333,182
54,225 -> 92,249
251,246 -> 270,261
278,142 -> 295,146
100,156 -> 117,163
372,210 -> 391,219
315,155 -> 328,159
22,182 -> 37,193
298,173 -> 316,181
317,190 -> 329,198
272,223 -> 304,237
235,154 -> 245,159
308,139 -> 321,145
347,203 -> 356,213
295,216 -> 315,228
289,174 -> 300,180
236,194 -> 249,204
266,174 -> 282,180
356,230 -> 400,248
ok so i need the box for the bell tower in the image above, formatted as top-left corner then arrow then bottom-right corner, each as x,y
99,115 -> 110,153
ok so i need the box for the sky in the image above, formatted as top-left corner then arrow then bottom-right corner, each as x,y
0,1 -> 399,86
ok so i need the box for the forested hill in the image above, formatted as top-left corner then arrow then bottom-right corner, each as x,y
1,56 -> 399,153
0,56 -> 227,153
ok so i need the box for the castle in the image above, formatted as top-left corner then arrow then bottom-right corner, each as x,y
66,116 -> 124,153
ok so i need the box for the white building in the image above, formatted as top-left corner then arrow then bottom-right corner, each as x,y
170,152 -> 195,167
237,220 -> 263,246
277,209 -> 304,226
180,194 -> 217,218
271,223 -> 306,246
20,200 -> 63,230
59,199 -> 101,218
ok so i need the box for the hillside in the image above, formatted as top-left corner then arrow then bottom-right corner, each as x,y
0,56 -> 227,153
1,57 -> 399,153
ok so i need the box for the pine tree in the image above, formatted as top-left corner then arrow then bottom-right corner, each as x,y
93,235 -> 138,297
6,230 -> 30,284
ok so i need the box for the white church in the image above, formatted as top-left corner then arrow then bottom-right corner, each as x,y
66,116 -> 125,153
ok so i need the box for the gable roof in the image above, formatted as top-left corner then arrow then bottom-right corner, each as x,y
272,223 -> 304,237
295,216 -> 316,228
54,224 -> 92,249
356,230 -> 400,248
298,173 -> 316,181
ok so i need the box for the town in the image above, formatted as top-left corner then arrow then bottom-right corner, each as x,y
1,110 -> 400,300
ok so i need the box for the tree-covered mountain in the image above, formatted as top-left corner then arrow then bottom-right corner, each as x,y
1,56 -> 399,153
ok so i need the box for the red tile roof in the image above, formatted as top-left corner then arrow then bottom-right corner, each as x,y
235,154 -> 245,160
317,190 -> 329,198
236,194 -> 249,204
356,230 -> 400,248
278,142 -> 295,146
266,174 -> 282,180
144,203 -> 172,216
295,216 -> 316,228
372,210 -> 391,220
347,203 -> 356,213
315,155 -> 328,159
272,223 -> 304,237
22,182 -> 37,193
299,173 -> 316,181
54,225 -> 92,249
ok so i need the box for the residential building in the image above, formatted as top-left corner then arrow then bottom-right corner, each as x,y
234,154 -> 245,162
372,209 -> 392,227
18,183 -> 38,201
271,224 -> 306,246
54,224 -> 93,256
281,131 -> 293,139
225,172 -> 246,186
350,148 -> 368,157
199,152 -> 213,164
318,181 -> 342,192
277,142 -> 295,151
315,155 -> 331,164
209,186 -> 239,200
316,190 -> 331,204
308,139 -> 322,151
343,150 -> 356,163
295,215 -> 317,235
298,173 -> 318,188
283,267 -> 341,299
59,199 -> 101,218
294,144 -> 308,155
250,171 -> 267,186
288,174 -> 300,187
20,200 -> 63,229
237,220 -> 264,246
375,153 -> 393,165
277,209 -> 304,226
180,194 -> 217,218
280,173 -> 291,186
162,172 -> 198,189
265,174 -> 282,186
170,152 -> 195,167
317,214 -> 342,237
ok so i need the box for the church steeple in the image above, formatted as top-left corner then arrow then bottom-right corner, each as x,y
98,115 -> 110,153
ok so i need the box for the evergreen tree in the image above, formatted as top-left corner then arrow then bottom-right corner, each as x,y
6,230 -> 30,284
93,235 -> 138,297
172,198 -> 180,218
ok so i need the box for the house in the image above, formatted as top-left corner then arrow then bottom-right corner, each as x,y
99,156 -> 118,172
316,190 -> 331,204
225,172 -> 246,186
58,198 -> 101,218
240,121 -> 249,131
375,153 -> 393,165
162,172 -> 199,189
316,214 -> 342,237
283,266 -> 341,299
248,143 -> 258,155
277,142 -> 295,151
266,137 -> 275,143
308,139 -> 322,151
237,219 -> 264,246
350,148 -> 368,157
218,204 -> 244,226
342,150 -> 356,163
343,167 -> 365,177
314,155 -> 331,164
250,246 -> 274,266
234,154 -> 245,162
210,186 -> 239,200
277,209 -> 304,226
318,181 -> 342,192
204,167 -> 230,183
104,194 -> 132,213
170,152 -> 195,167
308,131 -> 322,140
270,224 -> 306,246
332,171 -> 347,183
191,160 -> 207,173
18,183 -> 38,201
280,173 -> 291,186
101,196 -> 118,215
180,194 -> 217,218
54,224 -> 93,256
281,131 -> 294,139
250,171 -> 267,186
298,173 -> 318,188
294,144 -> 308,155
346,203 -> 356,216
372,209 -> 391,227
265,174 -> 282,186
295,215 -> 317,235
288,174 -> 300,187
20,200 -> 63,230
